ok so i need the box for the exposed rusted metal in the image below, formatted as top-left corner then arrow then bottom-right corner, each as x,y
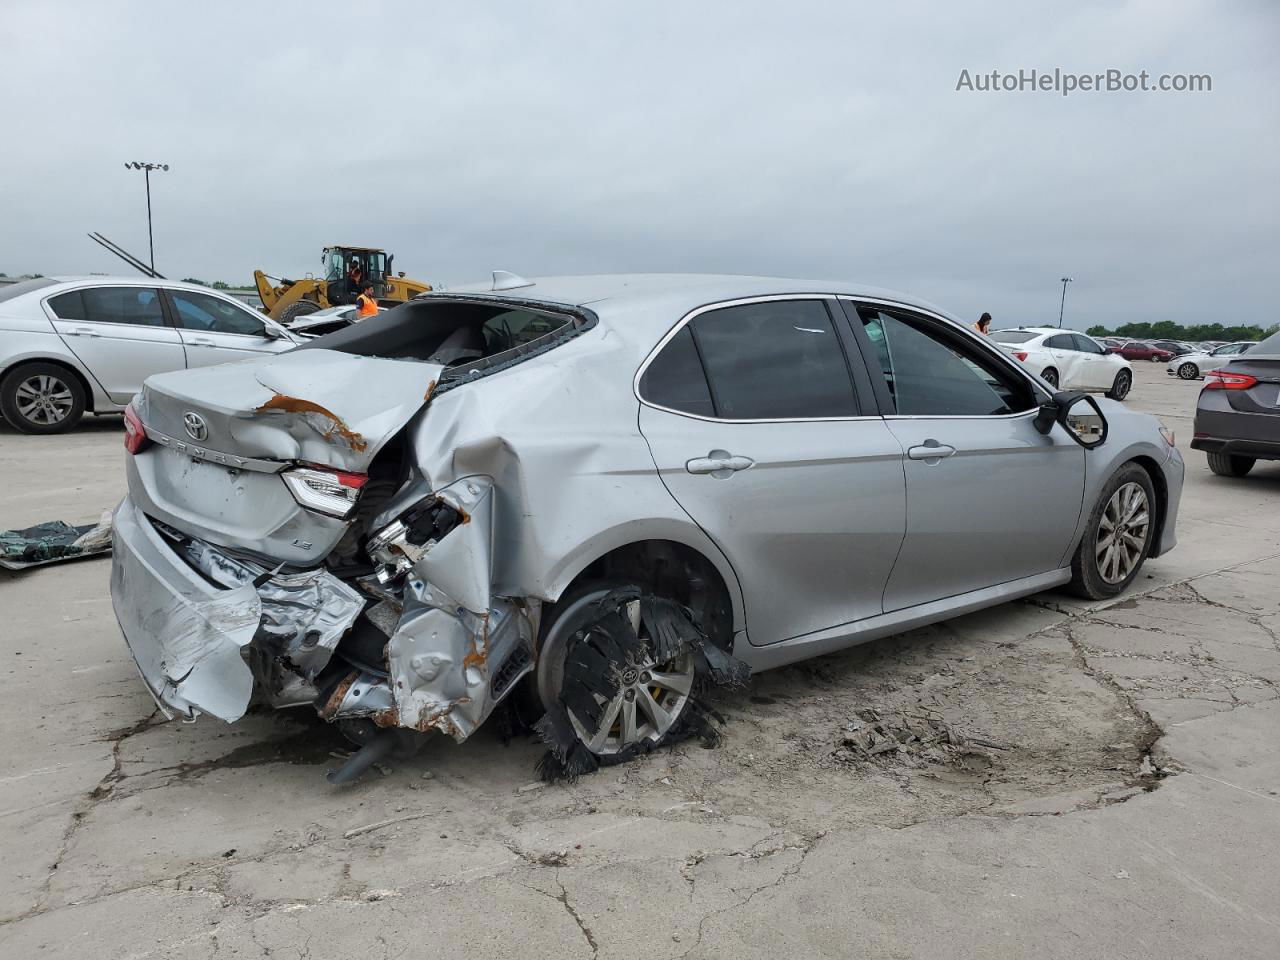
254,394 -> 369,452
462,614 -> 491,670
320,671 -> 359,719
423,379 -> 437,403
372,708 -> 400,728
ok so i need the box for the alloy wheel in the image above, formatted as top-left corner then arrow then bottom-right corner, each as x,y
14,374 -> 74,426
1177,363 -> 1198,380
1111,371 -> 1131,400
1042,369 -> 1059,387
1095,481 -> 1151,584
565,599 -> 695,755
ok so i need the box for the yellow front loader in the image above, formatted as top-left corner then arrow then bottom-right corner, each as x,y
254,245 -> 432,324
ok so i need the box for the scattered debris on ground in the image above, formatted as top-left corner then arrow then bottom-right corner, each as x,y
830,707 -> 1006,769
0,513 -> 112,571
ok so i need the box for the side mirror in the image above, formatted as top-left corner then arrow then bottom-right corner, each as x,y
1034,391 -> 1108,448
260,323 -> 285,340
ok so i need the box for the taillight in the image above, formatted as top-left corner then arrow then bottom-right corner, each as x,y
282,465 -> 368,517
123,401 -> 151,454
1012,351 -> 1028,362
1203,370 -> 1258,391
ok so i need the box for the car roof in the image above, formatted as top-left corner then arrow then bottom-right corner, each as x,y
992,326 -> 1083,336
428,273 -> 965,340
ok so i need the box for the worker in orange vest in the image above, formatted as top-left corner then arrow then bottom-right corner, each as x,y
355,282 -> 379,319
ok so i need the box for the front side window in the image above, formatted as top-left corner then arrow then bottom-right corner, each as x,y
685,300 -> 858,419
856,306 -> 1034,416
57,287 -> 166,327
1073,334 -> 1105,355
169,289 -> 266,336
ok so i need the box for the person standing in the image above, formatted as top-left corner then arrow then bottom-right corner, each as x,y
973,312 -> 992,335
355,282 -> 379,319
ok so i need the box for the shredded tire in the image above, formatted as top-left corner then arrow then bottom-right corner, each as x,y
533,584 -> 749,782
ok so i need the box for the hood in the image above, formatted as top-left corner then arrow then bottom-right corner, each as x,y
136,348 -> 444,472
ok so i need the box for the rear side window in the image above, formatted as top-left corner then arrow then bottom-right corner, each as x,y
48,290 -> 86,320
685,300 -> 858,419
639,326 -> 715,417
68,287 -> 166,327
1044,334 -> 1075,350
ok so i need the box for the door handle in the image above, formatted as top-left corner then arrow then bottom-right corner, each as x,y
187,337 -> 215,347
907,440 -> 957,462
70,327 -> 101,338
686,449 -> 754,478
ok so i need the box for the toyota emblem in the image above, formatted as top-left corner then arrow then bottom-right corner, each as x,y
183,412 -> 208,441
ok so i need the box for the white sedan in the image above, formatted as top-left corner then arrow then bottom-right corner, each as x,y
992,327 -> 1134,399
1167,341 -> 1257,380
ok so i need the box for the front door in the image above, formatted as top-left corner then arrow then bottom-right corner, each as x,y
637,297 -> 907,646
163,288 -> 293,369
845,302 -> 1085,612
45,285 -> 187,403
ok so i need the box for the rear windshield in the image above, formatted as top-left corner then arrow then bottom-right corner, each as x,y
0,278 -> 57,303
1252,330 -> 1280,355
299,297 -> 585,379
992,330 -> 1038,344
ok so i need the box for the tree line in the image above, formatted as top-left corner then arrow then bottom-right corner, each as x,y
1085,321 -> 1278,342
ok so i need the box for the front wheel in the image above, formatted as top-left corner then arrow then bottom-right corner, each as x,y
1106,369 -> 1132,401
1041,368 -> 1060,388
1206,452 -> 1255,477
1177,362 -> 1199,380
1069,463 -> 1157,600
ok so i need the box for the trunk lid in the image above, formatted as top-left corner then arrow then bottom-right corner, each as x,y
136,349 -> 443,473
129,349 -> 443,566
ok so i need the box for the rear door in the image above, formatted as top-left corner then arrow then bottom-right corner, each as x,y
163,287 -> 293,368
843,301 -> 1084,612
637,296 -> 907,646
45,285 -> 186,403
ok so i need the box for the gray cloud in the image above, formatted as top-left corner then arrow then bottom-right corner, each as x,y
3,0 -> 1276,330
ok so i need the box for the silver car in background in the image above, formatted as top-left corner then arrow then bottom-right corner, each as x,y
0,276 -> 297,433
110,274 -> 1183,782
1168,340 -> 1258,380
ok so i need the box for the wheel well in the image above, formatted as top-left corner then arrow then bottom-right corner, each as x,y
559,540 -> 734,650
0,358 -> 96,413
1128,455 -> 1168,558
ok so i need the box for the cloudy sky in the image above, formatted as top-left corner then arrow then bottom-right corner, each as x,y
3,0 -> 1276,330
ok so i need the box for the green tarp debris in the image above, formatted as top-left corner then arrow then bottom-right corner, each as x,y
0,515 -> 112,571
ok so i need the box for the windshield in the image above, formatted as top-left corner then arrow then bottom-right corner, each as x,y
992,330 -> 1038,344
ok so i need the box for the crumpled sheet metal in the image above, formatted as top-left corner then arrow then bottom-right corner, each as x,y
386,579 -> 534,740
1,513 -> 112,571
417,477 -> 494,615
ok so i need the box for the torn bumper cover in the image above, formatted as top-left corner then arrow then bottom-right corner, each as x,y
111,477 -> 535,740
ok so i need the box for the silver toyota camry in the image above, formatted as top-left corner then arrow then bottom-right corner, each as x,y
110,274 -> 1183,781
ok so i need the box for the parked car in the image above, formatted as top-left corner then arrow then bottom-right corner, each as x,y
1190,329 -> 1280,477
0,276 -> 299,433
991,327 -> 1133,398
1098,337 -> 1125,350
1108,340 -> 1175,362
1168,341 -> 1258,381
1151,340 -> 1193,358
111,274 -> 1183,781
284,304 -> 384,338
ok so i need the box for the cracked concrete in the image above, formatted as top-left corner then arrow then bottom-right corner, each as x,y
2,366 -> 1279,958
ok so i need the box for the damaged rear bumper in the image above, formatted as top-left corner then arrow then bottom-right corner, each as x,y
110,482 -> 536,739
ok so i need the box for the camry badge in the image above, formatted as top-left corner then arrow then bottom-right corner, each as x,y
183,412 -> 208,441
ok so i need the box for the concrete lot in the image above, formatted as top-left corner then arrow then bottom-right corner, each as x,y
1,363 -> 1277,959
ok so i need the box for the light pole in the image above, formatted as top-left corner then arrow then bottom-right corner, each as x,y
124,162 -> 169,274
1058,276 -> 1073,328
